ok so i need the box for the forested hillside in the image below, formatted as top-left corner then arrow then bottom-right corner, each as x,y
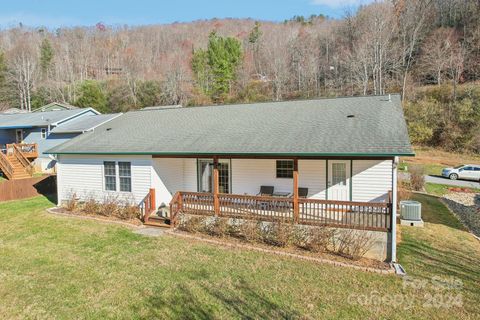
0,0 -> 479,152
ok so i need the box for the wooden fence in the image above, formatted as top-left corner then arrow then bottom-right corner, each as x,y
0,175 -> 56,202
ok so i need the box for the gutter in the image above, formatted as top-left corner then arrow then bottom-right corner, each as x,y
44,151 -> 416,157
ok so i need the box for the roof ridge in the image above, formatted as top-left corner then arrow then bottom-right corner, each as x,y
133,94 -> 401,114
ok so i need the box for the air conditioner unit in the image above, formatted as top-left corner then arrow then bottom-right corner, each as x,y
400,200 -> 423,227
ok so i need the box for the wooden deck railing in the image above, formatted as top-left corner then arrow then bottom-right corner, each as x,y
139,188 -> 156,222
11,143 -> 38,158
12,144 -> 34,176
0,152 -> 13,179
170,191 -> 393,232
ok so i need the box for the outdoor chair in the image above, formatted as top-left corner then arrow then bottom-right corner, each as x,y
257,185 -> 274,196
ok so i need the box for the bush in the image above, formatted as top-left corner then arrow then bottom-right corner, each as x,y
83,196 -> 99,215
237,219 -> 262,242
119,201 -> 141,220
410,165 -> 425,191
261,222 -> 294,247
177,215 -> 206,233
204,218 -> 229,237
332,229 -> 375,260
398,180 -> 412,202
99,195 -> 120,217
65,192 -> 78,212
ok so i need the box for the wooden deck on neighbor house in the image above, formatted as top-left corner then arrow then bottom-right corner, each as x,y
0,143 -> 38,180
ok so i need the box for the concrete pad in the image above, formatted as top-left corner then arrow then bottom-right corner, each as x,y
133,227 -> 165,237
400,219 -> 424,227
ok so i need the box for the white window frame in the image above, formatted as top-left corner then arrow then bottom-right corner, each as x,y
103,161 -> 133,193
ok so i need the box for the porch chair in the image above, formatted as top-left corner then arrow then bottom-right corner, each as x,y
298,187 -> 309,198
257,185 -> 274,196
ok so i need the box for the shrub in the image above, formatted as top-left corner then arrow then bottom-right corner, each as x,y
119,202 -> 141,220
177,215 -> 206,233
204,218 -> 229,237
332,229 -> 375,260
237,219 -> 262,242
307,227 -> 336,253
398,180 -> 412,203
99,195 -> 120,217
262,222 -> 294,247
410,165 -> 425,191
65,192 -> 78,212
83,196 -> 99,215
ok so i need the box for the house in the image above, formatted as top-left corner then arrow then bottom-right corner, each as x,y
33,102 -> 79,112
46,95 -> 414,262
0,108 -> 121,179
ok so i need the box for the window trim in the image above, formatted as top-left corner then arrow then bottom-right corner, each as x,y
118,161 -> 132,192
103,161 -> 117,192
276,160 -> 294,179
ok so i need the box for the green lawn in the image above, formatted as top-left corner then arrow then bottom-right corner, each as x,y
0,196 -> 479,319
424,182 -> 480,197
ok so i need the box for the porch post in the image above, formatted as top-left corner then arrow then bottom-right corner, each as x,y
213,156 -> 220,216
390,157 -> 398,262
293,158 -> 299,223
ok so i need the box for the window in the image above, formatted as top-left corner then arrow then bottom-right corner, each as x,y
332,163 -> 347,186
276,160 -> 294,178
474,167 -> 480,171
104,161 -> 117,191
41,128 -> 47,139
463,166 -> 473,171
119,162 -> 132,192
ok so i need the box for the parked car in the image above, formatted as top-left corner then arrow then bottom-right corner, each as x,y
442,164 -> 480,181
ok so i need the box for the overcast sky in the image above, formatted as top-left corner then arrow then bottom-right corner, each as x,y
0,0 -> 374,28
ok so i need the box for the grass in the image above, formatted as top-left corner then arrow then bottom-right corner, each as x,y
401,146 -> 480,176
424,183 -> 480,197
0,196 -> 479,319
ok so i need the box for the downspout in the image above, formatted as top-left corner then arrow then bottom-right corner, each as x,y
391,156 -> 398,262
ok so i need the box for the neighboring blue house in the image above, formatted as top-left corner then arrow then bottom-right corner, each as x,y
0,108 -> 121,174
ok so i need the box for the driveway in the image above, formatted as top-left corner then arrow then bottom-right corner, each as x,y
399,172 -> 480,189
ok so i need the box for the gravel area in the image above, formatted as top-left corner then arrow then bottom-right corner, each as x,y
442,192 -> 480,236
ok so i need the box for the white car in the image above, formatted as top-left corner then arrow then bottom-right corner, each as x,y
442,164 -> 480,181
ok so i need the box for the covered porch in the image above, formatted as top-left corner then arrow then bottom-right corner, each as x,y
143,155 -> 395,233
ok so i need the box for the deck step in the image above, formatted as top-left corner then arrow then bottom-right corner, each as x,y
144,216 -> 170,228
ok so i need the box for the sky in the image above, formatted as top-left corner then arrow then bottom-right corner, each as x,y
0,0 -> 374,29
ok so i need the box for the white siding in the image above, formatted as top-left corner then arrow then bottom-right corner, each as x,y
231,159 -> 326,198
299,160 -> 327,199
352,160 -> 392,202
57,154 -> 152,205
231,159 -> 293,195
183,158 -> 197,192
152,158 -> 184,205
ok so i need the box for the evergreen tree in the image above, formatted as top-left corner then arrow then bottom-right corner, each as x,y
75,80 -> 108,113
40,38 -> 54,77
192,31 -> 242,101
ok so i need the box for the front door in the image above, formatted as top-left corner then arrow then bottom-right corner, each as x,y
328,160 -> 350,201
197,159 -> 231,193
15,129 -> 23,143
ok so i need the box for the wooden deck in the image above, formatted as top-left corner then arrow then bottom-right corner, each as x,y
0,143 -> 38,180
170,191 -> 392,232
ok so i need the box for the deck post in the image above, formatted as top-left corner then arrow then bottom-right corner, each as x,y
293,158 -> 299,223
213,156 -> 220,216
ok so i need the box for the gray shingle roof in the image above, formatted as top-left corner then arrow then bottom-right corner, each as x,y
46,95 -> 413,157
50,113 -> 122,133
0,108 -> 97,128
